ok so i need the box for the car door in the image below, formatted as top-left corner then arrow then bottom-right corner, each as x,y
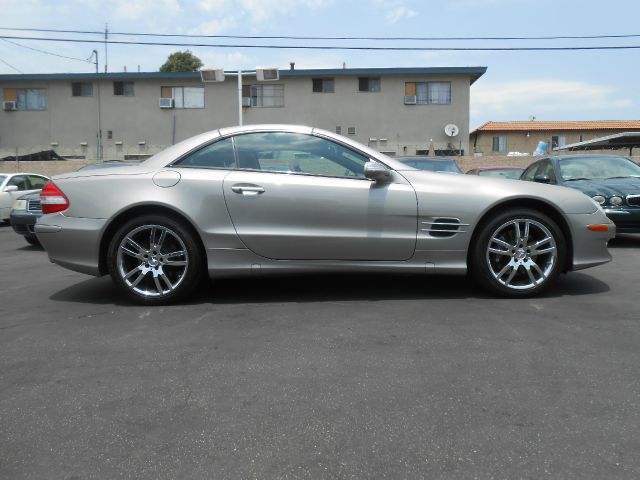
1,175 -> 29,219
222,131 -> 418,261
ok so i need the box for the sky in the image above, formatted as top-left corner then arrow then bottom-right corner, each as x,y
0,0 -> 639,128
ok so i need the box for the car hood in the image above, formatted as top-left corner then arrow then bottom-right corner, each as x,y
561,177 -> 640,197
400,170 -> 598,215
17,192 -> 42,201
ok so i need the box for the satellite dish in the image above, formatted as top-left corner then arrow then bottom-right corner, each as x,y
444,124 -> 459,137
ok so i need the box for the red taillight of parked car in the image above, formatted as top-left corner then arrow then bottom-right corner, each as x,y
40,181 -> 69,214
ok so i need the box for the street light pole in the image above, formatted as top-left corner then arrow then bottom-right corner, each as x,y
237,70 -> 243,126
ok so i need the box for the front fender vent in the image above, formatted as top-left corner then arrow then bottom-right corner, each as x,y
421,218 -> 468,238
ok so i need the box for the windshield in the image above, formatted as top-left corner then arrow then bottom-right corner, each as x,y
0,175 -> 6,185
559,156 -> 640,181
478,168 -> 523,179
401,159 -> 462,173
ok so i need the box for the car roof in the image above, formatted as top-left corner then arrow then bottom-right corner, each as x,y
0,172 -> 48,176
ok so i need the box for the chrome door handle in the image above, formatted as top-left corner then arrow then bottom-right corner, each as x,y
231,184 -> 265,195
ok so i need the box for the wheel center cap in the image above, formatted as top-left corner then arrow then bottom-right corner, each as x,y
515,248 -> 527,260
148,257 -> 159,267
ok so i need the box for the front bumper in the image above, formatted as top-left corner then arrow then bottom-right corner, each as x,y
35,213 -> 107,276
10,210 -> 41,236
565,209 -> 615,271
603,207 -> 640,234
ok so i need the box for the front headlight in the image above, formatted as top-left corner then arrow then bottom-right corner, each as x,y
12,199 -> 27,211
609,195 -> 623,206
592,195 -> 606,205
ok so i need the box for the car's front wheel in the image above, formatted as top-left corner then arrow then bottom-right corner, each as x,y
471,209 -> 566,297
107,215 -> 204,305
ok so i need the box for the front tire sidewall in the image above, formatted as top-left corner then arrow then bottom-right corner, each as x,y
107,215 -> 203,305
472,209 -> 566,297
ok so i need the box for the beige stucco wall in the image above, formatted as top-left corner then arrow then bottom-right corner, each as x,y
0,73 -> 473,160
471,129 -> 640,155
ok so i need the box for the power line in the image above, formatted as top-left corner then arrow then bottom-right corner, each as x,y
1,38 -> 93,62
1,26 -> 640,41
0,55 -> 22,73
0,35 -> 639,51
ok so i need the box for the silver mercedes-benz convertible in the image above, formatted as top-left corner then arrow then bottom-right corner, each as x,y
36,125 -> 614,304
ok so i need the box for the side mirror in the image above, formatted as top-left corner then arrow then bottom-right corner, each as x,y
533,174 -> 551,184
364,161 -> 391,183
3,185 -> 18,192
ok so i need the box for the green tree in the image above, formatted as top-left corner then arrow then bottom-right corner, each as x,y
159,50 -> 203,72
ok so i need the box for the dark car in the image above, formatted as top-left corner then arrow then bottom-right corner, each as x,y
521,154 -> 640,234
396,156 -> 462,174
9,192 -> 43,245
466,166 -> 524,179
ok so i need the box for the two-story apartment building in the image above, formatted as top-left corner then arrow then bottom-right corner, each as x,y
0,66 -> 486,160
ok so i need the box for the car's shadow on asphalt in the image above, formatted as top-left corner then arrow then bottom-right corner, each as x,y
49,270 -> 610,306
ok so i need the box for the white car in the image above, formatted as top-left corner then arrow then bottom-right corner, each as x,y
0,173 -> 49,221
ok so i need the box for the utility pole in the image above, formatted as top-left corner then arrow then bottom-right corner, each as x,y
93,50 -> 103,161
104,23 -> 108,73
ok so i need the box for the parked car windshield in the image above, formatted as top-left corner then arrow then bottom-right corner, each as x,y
0,175 -> 6,185
478,168 -> 524,179
559,156 -> 640,181
398,158 -> 462,173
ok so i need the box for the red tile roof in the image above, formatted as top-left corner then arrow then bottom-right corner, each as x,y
472,120 -> 640,133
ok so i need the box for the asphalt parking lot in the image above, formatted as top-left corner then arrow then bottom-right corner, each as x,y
1,223 -> 640,479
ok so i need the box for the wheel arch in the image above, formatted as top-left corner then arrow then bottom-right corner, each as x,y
98,203 -> 206,275
467,198 -> 574,272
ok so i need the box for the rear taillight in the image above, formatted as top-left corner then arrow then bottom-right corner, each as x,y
40,181 -> 69,214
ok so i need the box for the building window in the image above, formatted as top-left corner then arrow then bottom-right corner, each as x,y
161,86 -> 204,108
492,136 -> 507,153
358,77 -> 381,92
312,78 -> 334,93
552,135 -> 566,149
347,126 -> 356,135
12,88 -> 47,110
113,81 -> 134,96
335,126 -> 342,134
71,82 -> 93,97
250,84 -> 284,107
404,82 -> 451,104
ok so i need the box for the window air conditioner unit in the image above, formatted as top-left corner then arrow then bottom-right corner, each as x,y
404,95 -> 417,105
3,101 -> 17,111
256,67 -> 279,81
241,97 -> 252,107
200,68 -> 225,82
159,97 -> 174,108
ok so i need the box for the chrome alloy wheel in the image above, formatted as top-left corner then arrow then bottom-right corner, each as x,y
116,224 -> 189,297
485,219 -> 558,290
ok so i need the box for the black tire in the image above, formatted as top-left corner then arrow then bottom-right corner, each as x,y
470,208 -> 566,297
25,235 -> 41,246
107,214 -> 204,305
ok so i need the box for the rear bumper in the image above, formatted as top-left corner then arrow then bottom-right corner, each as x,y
35,213 -> 106,276
565,210 -> 615,271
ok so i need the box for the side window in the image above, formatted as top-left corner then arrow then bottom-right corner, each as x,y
234,132 -> 369,178
536,160 -> 557,183
521,163 -> 541,182
174,137 -> 235,169
8,175 -> 28,191
28,175 -> 48,189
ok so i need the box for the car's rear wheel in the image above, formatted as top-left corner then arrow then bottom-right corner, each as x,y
471,209 -> 566,297
107,215 -> 204,305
